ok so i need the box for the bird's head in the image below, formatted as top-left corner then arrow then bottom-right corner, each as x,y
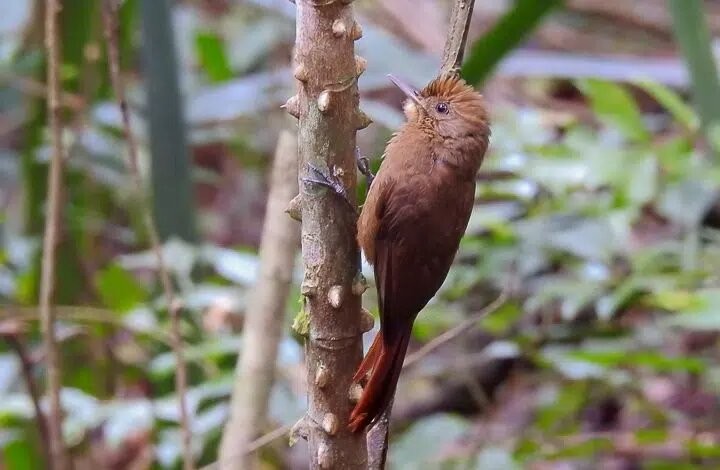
389,73 -> 490,141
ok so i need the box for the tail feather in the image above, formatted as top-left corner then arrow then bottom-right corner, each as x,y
348,330 -> 411,433
353,332 -> 383,383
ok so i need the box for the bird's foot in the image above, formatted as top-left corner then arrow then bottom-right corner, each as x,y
302,163 -> 357,213
355,147 -> 375,189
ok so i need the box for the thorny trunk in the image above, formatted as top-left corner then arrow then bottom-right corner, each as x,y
219,131 -> 300,469
289,0 -> 369,468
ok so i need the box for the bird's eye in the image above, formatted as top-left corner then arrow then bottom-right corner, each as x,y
435,102 -> 449,114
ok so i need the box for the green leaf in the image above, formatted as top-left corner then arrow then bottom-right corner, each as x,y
535,382 -> 587,432
546,437 -> 612,459
635,80 -> 699,133
570,350 -> 705,373
292,297 -> 310,337
194,31 -> 233,83
578,79 -> 650,143
656,136 -> 693,177
2,432 -> 43,470
635,428 -> 668,445
649,290 -> 704,311
462,0 -> 564,85
480,302 -> 522,334
663,288 -> 720,330
95,264 -> 147,312
688,439 -> 720,458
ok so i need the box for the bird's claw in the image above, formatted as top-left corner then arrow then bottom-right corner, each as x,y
355,147 -> 375,188
302,163 -> 356,212
304,163 -> 347,197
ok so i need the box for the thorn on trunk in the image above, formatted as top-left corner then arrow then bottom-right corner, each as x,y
301,277 -> 318,297
315,364 -> 330,388
352,272 -> 368,295
282,94 -> 300,118
293,64 -> 308,82
355,55 -> 367,77
328,285 -> 344,308
360,308 -> 375,332
351,21 -> 363,40
322,413 -> 340,436
318,90 -> 331,113
348,383 -> 363,404
332,19 -> 347,38
286,194 -> 302,221
356,109 -> 372,130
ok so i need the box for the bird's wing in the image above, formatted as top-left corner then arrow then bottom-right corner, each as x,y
372,179 -> 456,342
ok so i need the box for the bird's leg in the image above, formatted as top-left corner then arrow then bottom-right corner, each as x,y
302,162 -> 357,214
355,147 -> 375,189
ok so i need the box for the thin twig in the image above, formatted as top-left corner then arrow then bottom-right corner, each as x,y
101,2 -> 194,469
1,326 -> 51,466
41,0 -> 70,468
404,290 -> 508,369
440,0 -> 477,74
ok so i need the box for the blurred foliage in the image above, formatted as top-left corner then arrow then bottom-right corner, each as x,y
1,0 -> 720,469
462,0 -> 564,85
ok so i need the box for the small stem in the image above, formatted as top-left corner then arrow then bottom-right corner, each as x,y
440,0 -> 477,74
42,0 -> 70,467
101,1 -> 194,469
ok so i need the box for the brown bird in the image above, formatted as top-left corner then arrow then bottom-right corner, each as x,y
348,73 -> 491,433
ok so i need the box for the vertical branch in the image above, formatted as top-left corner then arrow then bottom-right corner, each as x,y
219,131 -> 300,469
441,0 -> 476,75
101,2 -> 194,469
290,0 -> 369,468
41,1 -> 69,468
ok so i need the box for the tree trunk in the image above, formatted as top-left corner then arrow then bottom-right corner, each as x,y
291,0 -> 369,468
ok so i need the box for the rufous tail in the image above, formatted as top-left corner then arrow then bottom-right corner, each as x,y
348,329 -> 411,433
353,332 -> 383,383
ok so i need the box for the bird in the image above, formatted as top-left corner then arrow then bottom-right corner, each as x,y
348,72 -> 491,433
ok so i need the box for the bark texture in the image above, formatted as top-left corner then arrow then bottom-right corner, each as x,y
219,131 -> 300,469
292,0 -> 368,468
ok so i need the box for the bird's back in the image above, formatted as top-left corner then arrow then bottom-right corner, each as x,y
357,132 -> 477,319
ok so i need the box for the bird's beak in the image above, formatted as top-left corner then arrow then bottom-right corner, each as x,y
388,74 -> 422,107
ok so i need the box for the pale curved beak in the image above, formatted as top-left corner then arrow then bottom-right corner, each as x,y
387,74 -> 422,107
